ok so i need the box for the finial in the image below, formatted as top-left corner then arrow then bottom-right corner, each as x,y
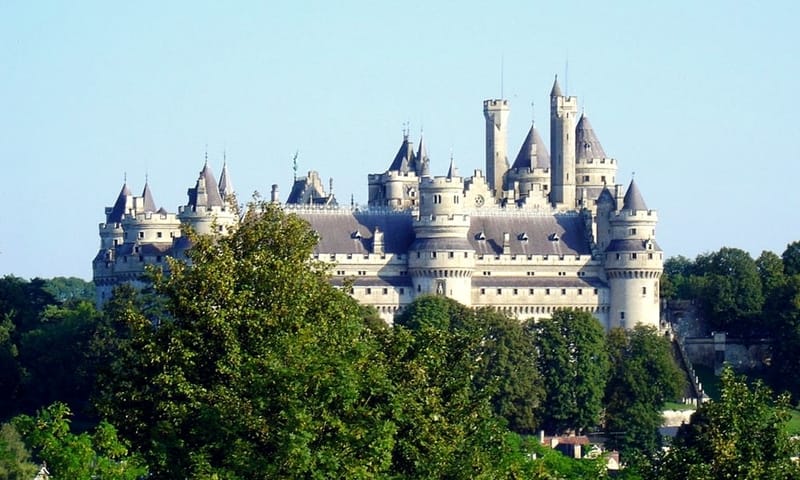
329,177 -> 333,194
531,101 -> 535,126
204,145 -> 208,165
145,171 -> 149,184
223,148 -> 227,165
350,193 -> 354,208
292,150 -> 299,180
402,121 -> 409,138
123,171 -> 127,184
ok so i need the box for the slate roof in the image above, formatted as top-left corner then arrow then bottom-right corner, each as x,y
141,182 -> 157,213
606,238 -> 662,253
468,213 -> 591,256
622,179 -> 648,211
597,187 -> 616,207
294,210 -> 416,254
187,162 -> 224,208
550,76 -> 563,97
106,183 -> 132,223
388,135 -> 416,173
218,161 -> 234,200
511,126 -> 550,170
330,276 -> 413,288
575,114 -> 607,160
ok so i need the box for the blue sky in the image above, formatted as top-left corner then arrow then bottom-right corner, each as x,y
1,1 -> 798,280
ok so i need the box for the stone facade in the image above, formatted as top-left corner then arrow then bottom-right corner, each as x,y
93,77 -> 663,330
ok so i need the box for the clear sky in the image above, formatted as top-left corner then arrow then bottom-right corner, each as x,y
1,1 -> 798,280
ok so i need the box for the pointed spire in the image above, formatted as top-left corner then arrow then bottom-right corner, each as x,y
575,114 -> 608,160
187,159 -> 224,208
550,75 -> 562,97
622,179 -> 648,211
218,155 -> 234,201
107,182 -> 132,223
141,180 -> 157,213
511,125 -> 550,170
388,132 -> 414,173
447,152 -> 458,179
414,133 -> 430,177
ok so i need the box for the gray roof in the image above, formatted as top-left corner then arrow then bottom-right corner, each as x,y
575,114 -> 607,160
606,238 -> 662,253
295,210 -> 415,254
141,182 -> 157,213
472,276 -> 607,289
446,156 -> 458,179
388,135 -> 416,173
622,179 -> 648,211
106,183 -> 132,223
469,213 -> 591,256
295,209 -> 592,257
417,136 -> 430,176
511,126 -> 550,170
187,162 -> 224,208
550,76 -> 562,97
218,161 -> 234,200
597,187 -> 616,208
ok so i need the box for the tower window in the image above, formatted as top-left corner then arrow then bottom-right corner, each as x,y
157,231 -> 163,238
642,286 -> 647,295
138,232 -> 145,239
620,312 -> 625,320
629,228 -> 637,235
366,288 -> 372,295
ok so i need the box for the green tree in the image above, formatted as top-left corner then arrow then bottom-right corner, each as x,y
95,202 -> 396,479
0,423 -> 38,480
12,402 -> 146,480
390,296 -> 519,478
528,309 -> 609,435
694,248 -> 763,333
652,365 -> 800,480
472,309 -> 543,434
661,255 -> 695,300
42,278 -> 95,304
767,274 -> 800,400
604,326 -> 683,458
757,250 -> 787,333
782,241 -> 800,276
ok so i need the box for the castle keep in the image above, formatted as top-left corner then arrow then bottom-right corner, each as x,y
94,77 -> 663,329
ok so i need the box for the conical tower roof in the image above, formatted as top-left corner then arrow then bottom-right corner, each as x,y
446,154 -> 458,179
141,181 -> 157,213
550,75 -> 563,97
218,159 -> 234,200
622,179 -> 648,211
511,125 -> 551,170
576,114 -> 607,160
597,186 -> 616,208
187,160 -> 224,208
388,134 -> 415,173
416,135 -> 430,176
106,183 -> 132,223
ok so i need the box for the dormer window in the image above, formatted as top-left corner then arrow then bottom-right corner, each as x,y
548,233 -> 560,242
475,231 -> 486,240
518,232 -> 529,241
351,231 -> 362,239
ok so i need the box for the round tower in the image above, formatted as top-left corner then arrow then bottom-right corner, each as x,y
549,76 -> 578,209
409,166 -> 475,305
177,162 -> 237,235
603,180 -> 663,330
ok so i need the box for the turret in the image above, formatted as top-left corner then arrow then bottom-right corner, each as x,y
483,98 -> 510,201
367,133 -> 422,209
409,163 -> 475,305
603,180 -> 663,329
549,76 -> 578,209
177,160 -> 238,235
504,123 -> 551,207
575,114 -> 617,209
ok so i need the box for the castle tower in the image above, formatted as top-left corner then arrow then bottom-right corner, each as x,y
367,133 -> 421,209
177,160 -> 238,235
483,98 -> 510,200
603,180 -> 663,330
575,114 -> 617,209
549,76 -> 578,209
409,161 -> 475,305
504,123 -> 551,207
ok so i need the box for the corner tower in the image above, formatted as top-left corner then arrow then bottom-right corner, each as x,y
549,76 -> 578,209
483,99 -> 510,201
409,161 -> 475,305
603,180 -> 663,330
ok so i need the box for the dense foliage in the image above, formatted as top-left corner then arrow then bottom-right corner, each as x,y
648,365 -> 800,479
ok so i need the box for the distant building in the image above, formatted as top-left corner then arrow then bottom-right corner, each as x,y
93,77 -> 663,329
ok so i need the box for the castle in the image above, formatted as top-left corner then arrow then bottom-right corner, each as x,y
93,77 -> 663,330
